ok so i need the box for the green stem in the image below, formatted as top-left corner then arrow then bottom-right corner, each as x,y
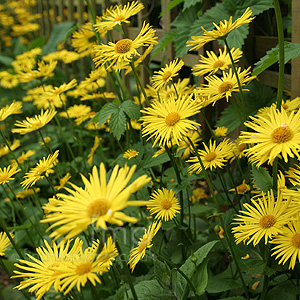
273,0 -> 284,109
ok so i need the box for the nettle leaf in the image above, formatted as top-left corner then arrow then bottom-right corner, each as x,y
92,103 -> 118,126
160,0 -> 184,16
253,42 -> 300,76
183,0 -> 203,11
223,0 -> 273,15
120,100 -> 140,120
151,29 -> 176,60
109,108 -> 126,140
251,164 -> 274,193
225,24 -> 249,49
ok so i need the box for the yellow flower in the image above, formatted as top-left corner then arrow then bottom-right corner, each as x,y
271,220 -> 300,269
176,130 -> 201,159
41,163 -> 151,240
192,47 -> 243,77
196,67 -> 255,105
229,180 -> 250,195
95,236 -> 118,271
187,139 -> 234,174
141,93 -> 201,147
12,109 -> 56,135
61,104 -> 91,119
232,190 -> 296,246
281,97 -> 300,112
214,126 -> 228,137
128,221 -> 161,271
189,187 -> 208,204
123,149 -> 139,160
231,137 -> 247,160
11,149 -> 35,165
21,150 -> 59,189
93,21 -> 158,71
147,188 -> 180,221
0,232 -> 13,256
187,7 -> 255,50
240,106 -> 300,166
55,173 -> 71,191
12,238 -> 83,300
0,164 -> 20,185
0,139 -> 21,158
94,1 -> 144,31
16,187 -> 40,199
0,101 -> 22,122
88,136 -> 102,166
151,58 -> 184,90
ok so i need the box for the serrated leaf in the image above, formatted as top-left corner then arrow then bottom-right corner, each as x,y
253,42 -> 300,76
223,0 -> 273,15
92,103 -> 118,126
251,164 -> 274,193
109,109 -> 126,140
120,100 -> 140,120
225,24 -> 249,49
183,0 -> 203,11
151,29 -> 176,60
160,0 -> 184,16
42,22 -> 75,55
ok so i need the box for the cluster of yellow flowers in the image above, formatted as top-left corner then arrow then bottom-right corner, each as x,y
1,1 -> 300,299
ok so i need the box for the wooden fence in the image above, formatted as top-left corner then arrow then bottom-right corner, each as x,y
35,0 -> 300,98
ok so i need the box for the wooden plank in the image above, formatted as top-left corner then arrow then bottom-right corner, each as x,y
258,70 -> 291,91
292,0 -> 300,98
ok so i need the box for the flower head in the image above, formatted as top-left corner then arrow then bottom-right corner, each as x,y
240,106 -> 300,166
141,93 -> 201,147
41,163 -> 151,240
229,180 -> 250,195
0,101 -> 22,122
0,232 -> 13,256
129,221 -> 161,271
187,7 -> 255,50
147,188 -> 180,221
0,164 -> 20,185
12,109 -> 56,135
123,149 -> 139,160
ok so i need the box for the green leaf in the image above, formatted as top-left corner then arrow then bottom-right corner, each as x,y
61,24 -> 79,46
0,285 -> 27,300
26,37 -> 46,51
42,22 -> 75,55
120,100 -> 140,120
251,164 -> 274,193
109,108 -> 126,140
143,152 -> 170,168
266,280 -> 299,300
154,258 -> 171,289
0,55 -> 13,66
223,0 -> 273,15
192,259 -> 209,295
183,0 -> 203,11
151,29 -> 176,60
160,0 -> 184,16
225,24 -> 249,49
92,103 -> 119,126
252,42 -> 300,76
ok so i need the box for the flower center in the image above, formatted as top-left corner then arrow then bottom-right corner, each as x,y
114,15 -> 125,24
137,236 -> 149,253
204,152 -> 217,162
213,60 -> 225,68
236,183 -> 249,194
238,143 -> 246,152
87,198 -> 109,217
0,175 -> 8,182
165,112 -> 180,126
166,90 -> 176,98
259,214 -> 276,228
115,39 -> 132,54
292,233 -> 300,248
161,199 -> 172,210
271,124 -> 293,143
218,81 -> 234,93
162,71 -> 172,82
282,103 -> 288,110
35,165 -> 46,175
76,262 -> 92,275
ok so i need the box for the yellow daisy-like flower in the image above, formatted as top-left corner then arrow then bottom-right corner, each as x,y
128,221 -> 161,271
187,7 -> 255,50
96,236 -> 118,271
176,130 -> 201,159
0,164 -> 20,185
12,109 -> 56,135
214,126 -> 228,137
0,232 -> 13,256
147,188 -> 181,221
229,179 -> 250,195
271,220 -> 300,269
187,139 -> 234,174
231,137 -> 247,160
0,139 -> 21,158
231,190 -> 296,246
41,163 -> 151,240
94,1 -> 144,32
141,93 -> 201,147
151,58 -> 184,90
196,67 -> 255,105
0,101 -> 22,121
55,173 -> 71,191
281,97 -> 300,112
123,149 -> 139,160
16,187 -> 40,199
192,47 -> 243,77
87,136 -> 102,166
60,104 -> 91,119
189,187 -> 208,204
240,106 -> 300,166
93,21 -> 158,71
11,149 -> 35,166
59,240 -> 108,294
12,238 -> 83,300
21,150 -> 59,189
